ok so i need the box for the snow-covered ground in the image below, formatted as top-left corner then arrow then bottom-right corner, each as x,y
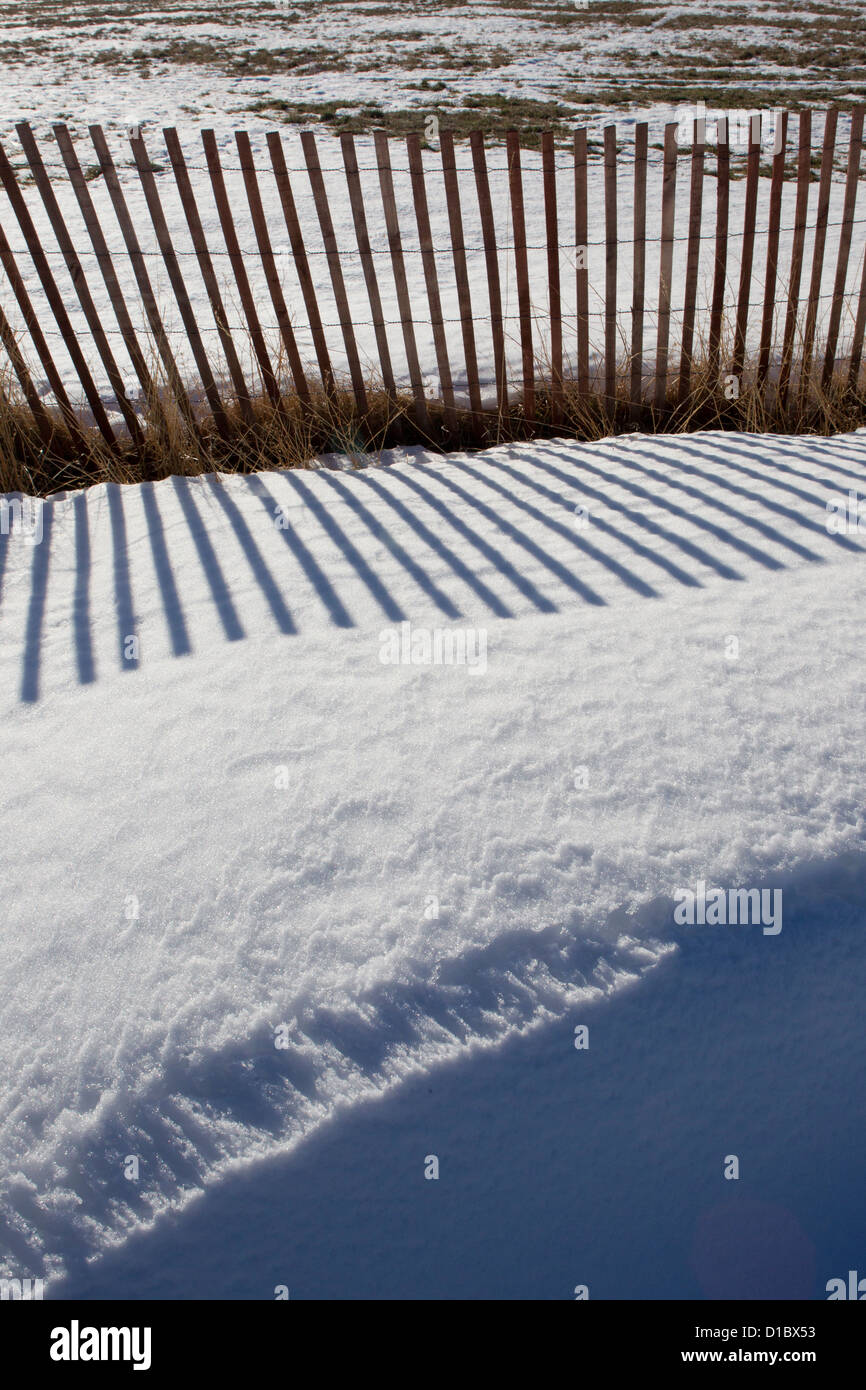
1,427 -> 865,1296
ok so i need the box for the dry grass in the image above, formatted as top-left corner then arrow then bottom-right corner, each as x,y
2,319 -> 865,499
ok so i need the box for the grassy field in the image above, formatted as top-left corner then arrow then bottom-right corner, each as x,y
0,0 -> 864,143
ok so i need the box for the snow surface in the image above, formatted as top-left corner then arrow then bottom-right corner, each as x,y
1,427 -> 865,1295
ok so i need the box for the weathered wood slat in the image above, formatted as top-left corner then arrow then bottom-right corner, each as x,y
439,129 -> 482,419
823,106 -> 862,389
757,110 -> 789,390
574,128 -> 589,396
0,137 -> 118,447
506,129 -> 534,421
677,120 -> 705,406
17,121 -> 144,445
373,128 -> 429,428
603,124 -> 618,407
268,131 -> 335,398
708,115 -> 730,381
541,130 -> 563,426
235,131 -> 309,404
53,123 -> 162,428
90,124 -> 197,429
731,114 -> 762,381
300,130 -> 367,413
799,106 -> 838,403
654,122 -> 678,410
470,129 -> 508,415
630,122 -> 648,415
339,133 -> 397,400
163,127 -> 252,422
200,129 -> 281,408
406,132 -> 457,431
779,111 -> 812,406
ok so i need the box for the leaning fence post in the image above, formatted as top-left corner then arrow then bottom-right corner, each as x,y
677,118 -> 705,407
630,122 -> 648,417
603,124 -> 618,410
757,110 -> 789,392
470,129 -> 508,417
823,107 -> 862,390
541,130 -> 563,427
731,113 -> 762,383
708,114 -> 729,384
506,129 -> 534,422
574,127 -> 589,396
654,122 -> 678,410
799,107 -> 838,407
779,111 -> 811,407
440,129 -> 483,422
406,131 -> 457,431
373,128 -> 430,430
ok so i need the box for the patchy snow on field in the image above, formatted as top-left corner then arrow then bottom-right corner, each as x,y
1,427 -> 865,1293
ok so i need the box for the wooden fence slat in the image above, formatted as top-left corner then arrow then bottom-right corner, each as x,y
823,106 -> 863,389
470,129 -> 508,415
731,113 -> 762,381
439,129 -> 482,419
339,133 -> 397,400
0,216 -> 84,446
90,124 -> 197,429
0,138 -> 118,447
0,297 -> 54,443
574,128 -> 589,396
779,111 -> 812,406
541,130 -> 563,425
16,121 -> 144,446
506,129 -> 534,421
708,115 -> 730,380
373,128 -> 429,428
130,128 -> 230,435
163,127 -> 253,422
406,132 -> 457,430
300,130 -> 367,413
603,124 -> 618,407
677,119 -> 705,406
603,124 -> 619,407
799,106 -> 838,403
53,123 -> 163,428
200,129 -> 281,408
654,122 -> 678,410
630,122 -> 648,415
267,131 -> 335,398
757,110 -> 789,390
235,132 -> 309,404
